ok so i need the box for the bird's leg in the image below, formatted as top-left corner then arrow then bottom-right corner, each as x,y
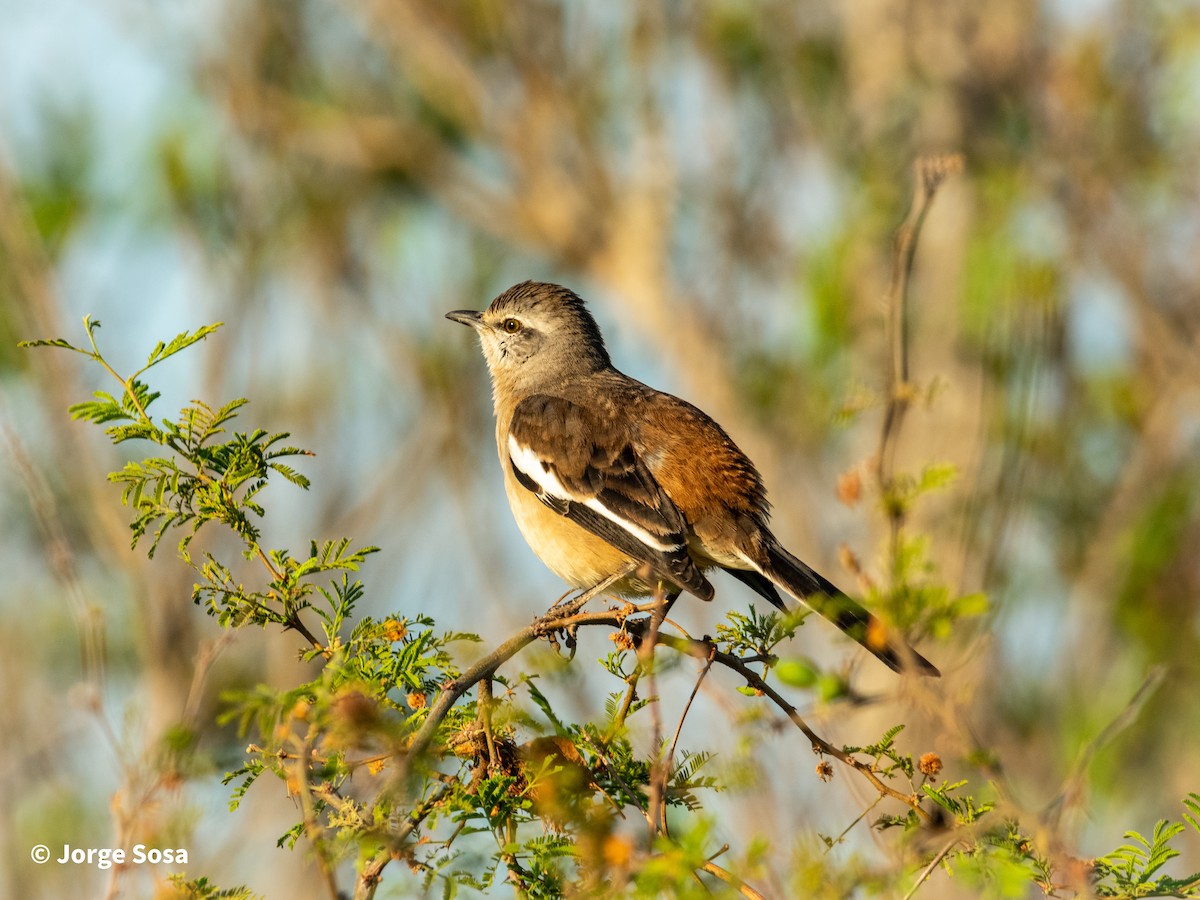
657,587 -> 681,623
547,587 -> 577,610
645,586 -> 680,649
550,561 -> 639,620
537,562 -> 639,661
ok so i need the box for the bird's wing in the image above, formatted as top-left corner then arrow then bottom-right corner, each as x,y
507,394 -> 712,599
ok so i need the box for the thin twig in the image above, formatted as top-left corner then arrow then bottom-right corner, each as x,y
612,672 -> 641,734
876,154 -> 964,545
296,729 -> 342,900
183,631 -> 237,726
655,633 -> 932,821
2,422 -> 108,691
283,609 -> 327,656
643,586 -> 671,837
1043,665 -> 1166,828
700,858 -> 768,900
820,796 -> 888,859
667,645 -> 716,773
477,675 -> 500,772
902,835 -> 961,900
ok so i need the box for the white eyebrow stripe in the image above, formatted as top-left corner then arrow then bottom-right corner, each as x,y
507,435 -> 684,554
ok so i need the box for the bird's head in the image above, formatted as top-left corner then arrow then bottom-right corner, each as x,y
446,281 -> 611,397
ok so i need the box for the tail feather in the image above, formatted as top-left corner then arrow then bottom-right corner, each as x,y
760,544 -> 940,677
723,567 -> 787,611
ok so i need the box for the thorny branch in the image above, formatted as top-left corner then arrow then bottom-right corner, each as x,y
362,583 -> 936,891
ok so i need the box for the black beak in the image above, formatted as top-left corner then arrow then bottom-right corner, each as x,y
445,310 -> 483,328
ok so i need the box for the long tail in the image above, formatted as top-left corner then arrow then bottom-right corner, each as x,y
747,543 -> 940,676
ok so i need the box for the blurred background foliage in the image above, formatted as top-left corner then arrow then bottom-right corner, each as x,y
2,0 -> 1199,896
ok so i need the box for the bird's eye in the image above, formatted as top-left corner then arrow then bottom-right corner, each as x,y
502,318 -> 522,334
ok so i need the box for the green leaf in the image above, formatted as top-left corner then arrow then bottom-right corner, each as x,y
142,322 -> 224,370
68,391 -> 127,424
1183,793 -> 1200,835
774,657 -> 819,688
526,681 -> 565,734
18,336 -> 88,353
916,462 -> 958,494
816,673 -> 848,702
951,592 -> 989,618
268,462 -> 311,489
